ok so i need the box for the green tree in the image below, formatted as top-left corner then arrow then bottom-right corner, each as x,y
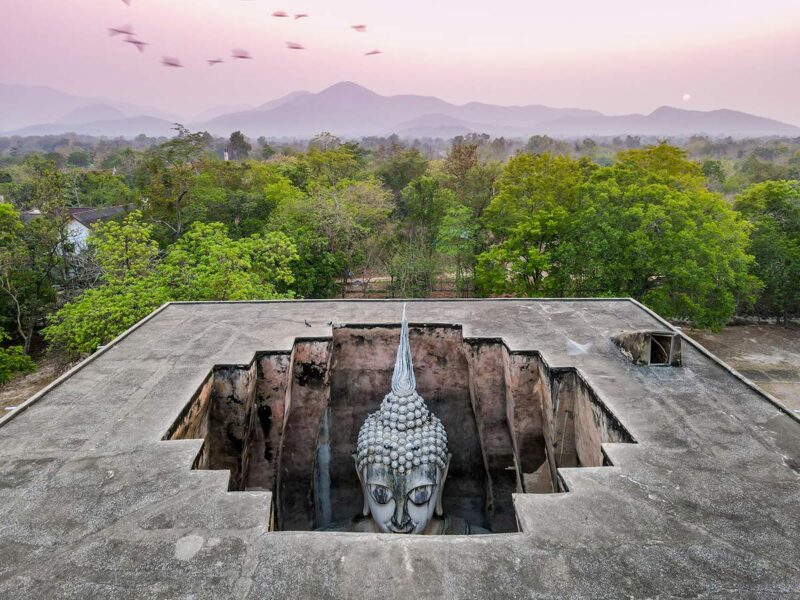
67,150 -> 91,167
227,131 -> 252,161
0,328 -> 36,385
71,171 -> 134,207
524,135 -> 569,156
578,138 -> 598,156
302,143 -> 367,188
735,181 -> 800,324
158,222 -> 297,301
45,153 -> 66,169
0,160 -> 73,352
135,125 -> 208,240
437,204 -> 480,295
309,132 -> 342,151
90,210 -> 159,283
41,278 -> 167,356
736,155 -> 789,187
443,143 -> 478,198
701,160 -> 726,191
477,145 -> 758,329
388,241 -> 439,298
477,153 -> 587,295
44,215 -> 298,355
268,179 -> 392,296
185,160 -> 293,238
561,147 -> 758,328
376,147 -> 428,195
399,176 -> 455,250
257,136 -> 276,160
440,144 -> 502,216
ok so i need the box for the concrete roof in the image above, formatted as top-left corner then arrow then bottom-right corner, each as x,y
19,205 -> 129,227
69,205 -> 129,228
0,299 -> 798,599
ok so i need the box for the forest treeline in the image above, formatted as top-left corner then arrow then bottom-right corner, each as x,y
0,128 -> 799,381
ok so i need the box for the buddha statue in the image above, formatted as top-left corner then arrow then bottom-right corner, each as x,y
323,304 -> 487,535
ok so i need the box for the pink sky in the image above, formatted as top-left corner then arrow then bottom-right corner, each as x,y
1,0 -> 800,123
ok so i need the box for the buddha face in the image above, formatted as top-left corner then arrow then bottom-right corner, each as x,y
358,461 -> 446,534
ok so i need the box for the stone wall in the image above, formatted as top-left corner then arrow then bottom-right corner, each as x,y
241,353 -> 292,491
543,370 -> 635,491
165,324 -> 635,533
277,340 -> 332,530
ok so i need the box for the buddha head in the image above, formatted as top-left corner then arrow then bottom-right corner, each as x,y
354,304 -> 450,534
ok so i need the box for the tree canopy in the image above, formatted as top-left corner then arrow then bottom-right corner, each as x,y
735,180 -> 800,323
477,145 -> 760,329
0,131 -> 798,368
43,212 -> 298,355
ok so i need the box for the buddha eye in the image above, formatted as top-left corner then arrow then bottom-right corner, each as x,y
369,484 -> 393,505
408,485 -> 434,506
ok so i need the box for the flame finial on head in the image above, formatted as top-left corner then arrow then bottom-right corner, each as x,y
391,303 -> 416,397
355,302 -> 448,475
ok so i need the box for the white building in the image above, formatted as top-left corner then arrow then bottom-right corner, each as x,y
21,205 -> 129,253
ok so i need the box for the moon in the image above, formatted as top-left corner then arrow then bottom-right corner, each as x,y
682,93 -> 692,102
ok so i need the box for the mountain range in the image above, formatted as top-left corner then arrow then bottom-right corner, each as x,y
2,81 -> 799,139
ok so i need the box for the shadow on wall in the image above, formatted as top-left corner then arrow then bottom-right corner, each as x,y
164,324 -> 635,533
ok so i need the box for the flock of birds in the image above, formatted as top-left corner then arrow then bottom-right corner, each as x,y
111,0 -> 382,68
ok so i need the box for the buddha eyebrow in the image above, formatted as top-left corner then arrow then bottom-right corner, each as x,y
407,480 -> 436,487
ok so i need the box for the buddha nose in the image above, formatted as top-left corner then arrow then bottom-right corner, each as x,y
392,498 -> 410,528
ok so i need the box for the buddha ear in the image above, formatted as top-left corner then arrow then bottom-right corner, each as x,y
435,455 -> 451,516
354,455 -> 370,516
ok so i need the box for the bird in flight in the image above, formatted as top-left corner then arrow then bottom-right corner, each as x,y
161,56 -> 183,68
272,10 -> 289,17
123,36 -> 148,53
294,13 -> 309,20
365,49 -> 382,56
232,49 -> 253,59
286,41 -> 305,50
108,24 -> 134,37
207,58 -> 224,66
351,24 -> 367,32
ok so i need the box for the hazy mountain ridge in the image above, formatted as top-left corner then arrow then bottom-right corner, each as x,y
535,106 -> 800,137
193,82 -> 612,138
0,83 -> 178,132
12,116 -> 177,138
56,104 -> 127,125
2,81 -> 799,139
190,103 -> 255,122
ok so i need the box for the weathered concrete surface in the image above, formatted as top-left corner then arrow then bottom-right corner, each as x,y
278,340 -> 331,531
464,340 -> 518,532
0,300 -> 798,599
244,353 -> 291,492
687,324 -> 800,412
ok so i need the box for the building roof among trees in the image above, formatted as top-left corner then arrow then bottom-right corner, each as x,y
19,205 -> 129,227
68,205 -> 128,228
